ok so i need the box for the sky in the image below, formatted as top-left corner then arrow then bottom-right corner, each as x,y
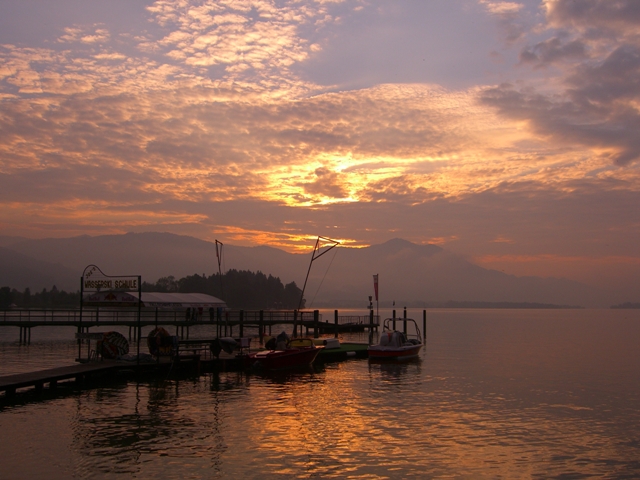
1,0 -> 639,293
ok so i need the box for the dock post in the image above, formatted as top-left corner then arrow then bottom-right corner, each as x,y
369,309 -> 374,345
392,310 -> 396,330
259,310 -> 264,345
403,307 -> 407,335
28,327 -> 31,345
292,310 -> 298,338
77,325 -> 82,352
423,310 -> 427,343
313,310 -> 319,339
334,310 -> 339,338
239,310 -> 244,338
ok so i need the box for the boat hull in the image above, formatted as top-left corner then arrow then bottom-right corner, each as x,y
367,344 -> 422,361
247,346 -> 322,370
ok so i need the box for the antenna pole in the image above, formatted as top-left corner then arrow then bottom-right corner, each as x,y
215,240 -> 224,298
297,236 -> 340,310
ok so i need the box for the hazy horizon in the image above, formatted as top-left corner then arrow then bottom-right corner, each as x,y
1,231 -> 636,308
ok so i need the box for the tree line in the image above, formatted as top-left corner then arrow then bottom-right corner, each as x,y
1,269 -> 304,310
142,270 -> 304,309
0,286 -> 80,309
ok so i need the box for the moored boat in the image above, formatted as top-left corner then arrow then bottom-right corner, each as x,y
313,337 -> 370,361
368,318 -> 423,361
246,335 -> 323,370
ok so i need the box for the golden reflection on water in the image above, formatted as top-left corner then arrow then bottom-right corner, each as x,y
2,309 -> 640,479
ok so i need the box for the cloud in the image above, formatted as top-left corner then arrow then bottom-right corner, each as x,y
479,0 -> 529,44
1,0 -> 640,298
519,37 -> 586,67
480,0 -> 524,16
143,0 -> 347,90
484,0 -> 640,165
58,26 -> 110,44
298,167 -> 349,200
544,0 -> 640,38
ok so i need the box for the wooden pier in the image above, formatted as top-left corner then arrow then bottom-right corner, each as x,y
0,308 -> 380,344
0,362 -> 127,397
0,355 -> 208,398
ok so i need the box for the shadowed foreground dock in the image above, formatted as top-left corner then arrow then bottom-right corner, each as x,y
0,361 -> 129,397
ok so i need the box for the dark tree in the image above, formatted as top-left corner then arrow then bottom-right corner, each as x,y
142,269 -> 304,309
0,286 -> 12,310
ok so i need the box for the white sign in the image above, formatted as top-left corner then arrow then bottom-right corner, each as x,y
83,278 -> 139,291
82,265 -> 140,292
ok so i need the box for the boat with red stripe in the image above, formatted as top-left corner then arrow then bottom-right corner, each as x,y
368,317 -> 423,361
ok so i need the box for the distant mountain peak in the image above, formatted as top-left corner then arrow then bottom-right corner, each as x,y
373,238 -> 442,255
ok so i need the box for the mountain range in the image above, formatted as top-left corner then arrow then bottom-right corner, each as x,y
0,232 -> 617,307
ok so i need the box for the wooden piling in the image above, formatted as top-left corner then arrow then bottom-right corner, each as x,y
403,307 -> 407,335
369,309 -> 374,344
293,310 -> 298,338
259,310 -> 264,345
423,310 -> 427,343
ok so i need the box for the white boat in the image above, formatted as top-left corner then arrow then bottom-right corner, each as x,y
368,318 -> 423,361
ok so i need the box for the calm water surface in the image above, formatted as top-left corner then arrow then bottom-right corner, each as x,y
1,309 -> 639,479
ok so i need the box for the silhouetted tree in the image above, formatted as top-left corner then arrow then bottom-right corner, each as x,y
0,286 -> 12,310
142,269 -> 304,309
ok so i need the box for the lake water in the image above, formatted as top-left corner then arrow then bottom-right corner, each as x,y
1,308 -> 640,479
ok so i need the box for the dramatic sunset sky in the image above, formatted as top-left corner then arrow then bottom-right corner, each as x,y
1,0 -> 639,291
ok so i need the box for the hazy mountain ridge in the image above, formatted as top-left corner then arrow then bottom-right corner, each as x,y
0,232 -> 611,307
0,246 -> 77,291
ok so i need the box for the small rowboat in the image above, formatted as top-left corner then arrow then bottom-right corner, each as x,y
368,318 -> 423,361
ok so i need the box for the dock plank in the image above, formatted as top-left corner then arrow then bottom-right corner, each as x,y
0,362 -> 123,393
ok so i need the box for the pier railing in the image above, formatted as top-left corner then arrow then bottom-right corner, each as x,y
0,308 -> 381,344
0,308 -> 380,325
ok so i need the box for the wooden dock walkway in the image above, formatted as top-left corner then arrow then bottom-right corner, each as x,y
0,308 -> 380,344
0,361 -> 126,397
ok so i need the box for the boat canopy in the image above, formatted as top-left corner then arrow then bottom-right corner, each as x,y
83,291 -> 227,309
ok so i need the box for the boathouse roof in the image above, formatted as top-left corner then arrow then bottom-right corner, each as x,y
84,291 -> 226,309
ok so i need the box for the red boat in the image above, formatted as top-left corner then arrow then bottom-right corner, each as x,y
368,318 -> 423,361
247,337 -> 323,370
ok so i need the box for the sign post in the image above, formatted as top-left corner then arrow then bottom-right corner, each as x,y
81,265 -> 142,365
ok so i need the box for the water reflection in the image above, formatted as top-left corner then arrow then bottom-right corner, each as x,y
368,356 -> 422,378
70,373 -> 249,479
2,310 -> 640,478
